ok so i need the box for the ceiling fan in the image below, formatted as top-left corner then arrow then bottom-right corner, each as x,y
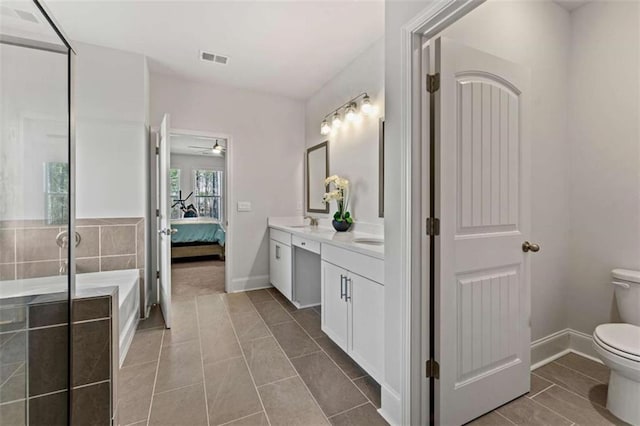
188,139 -> 226,155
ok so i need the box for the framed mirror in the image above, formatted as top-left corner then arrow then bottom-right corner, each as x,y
379,118 -> 385,218
307,141 -> 329,213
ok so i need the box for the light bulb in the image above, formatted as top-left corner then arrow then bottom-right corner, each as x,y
320,120 -> 331,135
361,95 -> 373,115
332,112 -> 342,129
213,141 -> 222,152
345,103 -> 358,122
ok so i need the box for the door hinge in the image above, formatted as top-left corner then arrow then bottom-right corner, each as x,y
426,73 -> 440,93
426,217 -> 440,236
156,271 -> 160,279
155,147 -> 159,155
156,209 -> 160,217
426,359 -> 440,379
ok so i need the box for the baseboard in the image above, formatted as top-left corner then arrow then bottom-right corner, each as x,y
229,275 -> 271,293
530,328 -> 602,370
379,384 -> 402,426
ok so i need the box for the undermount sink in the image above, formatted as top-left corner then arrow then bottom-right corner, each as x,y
352,238 -> 384,246
288,225 -> 309,228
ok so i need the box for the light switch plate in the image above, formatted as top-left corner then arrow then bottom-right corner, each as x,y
237,201 -> 252,212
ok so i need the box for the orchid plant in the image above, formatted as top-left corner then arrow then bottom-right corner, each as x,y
323,175 -> 353,225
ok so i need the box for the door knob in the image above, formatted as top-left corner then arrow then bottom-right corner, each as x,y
522,241 -> 540,253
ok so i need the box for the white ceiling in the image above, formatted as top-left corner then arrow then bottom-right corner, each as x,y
45,1 -> 385,99
170,133 -> 226,156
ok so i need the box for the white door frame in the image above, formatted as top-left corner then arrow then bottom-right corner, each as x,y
151,126 -> 234,295
399,1 -> 485,424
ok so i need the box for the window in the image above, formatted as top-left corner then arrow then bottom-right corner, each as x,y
45,162 -> 69,225
193,169 -> 223,220
170,168 -> 182,219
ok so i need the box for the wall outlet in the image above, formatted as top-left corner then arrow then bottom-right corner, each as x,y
237,201 -> 252,212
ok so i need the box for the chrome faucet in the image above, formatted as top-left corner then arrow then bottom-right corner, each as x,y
304,216 -> 319,227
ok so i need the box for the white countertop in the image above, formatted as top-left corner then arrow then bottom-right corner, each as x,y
268,222 -> 384,260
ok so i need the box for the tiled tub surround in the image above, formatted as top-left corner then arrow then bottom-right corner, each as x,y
0,289 -> 119,426
0,218 -> 145,316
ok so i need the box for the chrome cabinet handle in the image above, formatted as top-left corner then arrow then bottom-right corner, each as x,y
345,277 -> 352,302
158,228 -> 178,236
522,241 -> 540,253
340,274 -> 346,300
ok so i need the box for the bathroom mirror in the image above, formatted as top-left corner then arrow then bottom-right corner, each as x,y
379,118 -> 385,218
307,141 -> 329,213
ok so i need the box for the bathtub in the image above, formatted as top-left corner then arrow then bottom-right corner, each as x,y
0,269 -> 140,367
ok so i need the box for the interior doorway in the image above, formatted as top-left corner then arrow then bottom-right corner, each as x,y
153,114 -> 232,327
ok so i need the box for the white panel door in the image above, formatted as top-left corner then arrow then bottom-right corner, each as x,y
158,113 -> 172,328
349,272 -> 384,383
435,37 -> 532,425
321,261 -> 349,351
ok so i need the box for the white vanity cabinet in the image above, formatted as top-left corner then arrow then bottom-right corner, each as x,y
269,229 -> 292,300
321,245 -> 384,383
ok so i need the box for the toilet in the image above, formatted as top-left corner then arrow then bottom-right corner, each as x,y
593,269 -> 640,425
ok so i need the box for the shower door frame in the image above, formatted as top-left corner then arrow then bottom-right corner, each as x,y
1,0 -> 77,423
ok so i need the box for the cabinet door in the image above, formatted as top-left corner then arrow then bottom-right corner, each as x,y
349,273 -> 384,382
270,239 -> 292,299
321,261 -> 349,351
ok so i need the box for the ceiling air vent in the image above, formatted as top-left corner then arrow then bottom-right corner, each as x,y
14,8 -> 39,23
200,51 -> 229,65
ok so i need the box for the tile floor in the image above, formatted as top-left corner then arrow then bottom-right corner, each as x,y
118,260 -> 386,426
470,353 -> 627,426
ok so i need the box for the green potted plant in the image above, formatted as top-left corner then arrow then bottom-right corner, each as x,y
323,175 -> 353,232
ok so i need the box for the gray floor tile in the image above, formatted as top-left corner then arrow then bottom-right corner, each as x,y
270,321 -> 320,359
291,308 -> 324,338
254,300 -> 294,325
555,353 -> 610,383
291,351 -> 367,417
118,361 -> 157,425
149,382 -> 208,426
0,373 -> 24,403
529,373 -> 553,396
315,336 -> 366,379
222,293 -> 255,315
230,310 -> 271,343
0,399 -> 25,426
329,403 -> 388,426
200,316 -> 243,365
466,411 -> 514,426
532,385 -> 625,426
223,412 -> 269,426
535,362 -> 608,406
137,304 -> 165,330
162,300 -> 199,347
241,336 -> 296,386
204,357 -> 262,425
497,396 -> 573,426
353,376 -> 381,408
259,376 -> 329,426
154,340 -> 203,393
267,288 -> 298,312
122,329 -> 163,368
197,294 -> 228,325
246,289 -> 275,304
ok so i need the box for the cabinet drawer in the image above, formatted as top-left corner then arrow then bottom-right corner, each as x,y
292,235 -> 320,254
321,244 -> 384,285
270,228 -> 291,246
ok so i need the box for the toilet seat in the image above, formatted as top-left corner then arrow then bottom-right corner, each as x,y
594,323 -> 640,362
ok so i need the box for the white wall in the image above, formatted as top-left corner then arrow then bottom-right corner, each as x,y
305,39 -> 384,225
150,74 -> 305,291
567,1 -> 640,335
170,153 -> 225,204
75,42 -> 147,218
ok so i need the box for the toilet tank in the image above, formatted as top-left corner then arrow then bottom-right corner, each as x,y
612,269 -> 640,326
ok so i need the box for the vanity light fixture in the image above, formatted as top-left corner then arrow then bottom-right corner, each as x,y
319,92 -> 374,135
320,119 -> 331,135
212,141 -> 222,152
331,112 -> 342,129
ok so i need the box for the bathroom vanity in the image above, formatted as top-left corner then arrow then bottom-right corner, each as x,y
268,219 -> 384,382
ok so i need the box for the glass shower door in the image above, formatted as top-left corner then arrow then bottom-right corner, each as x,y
0,1 -> 74,424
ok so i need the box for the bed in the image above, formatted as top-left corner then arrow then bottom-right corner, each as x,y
170,217 -> 226,259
